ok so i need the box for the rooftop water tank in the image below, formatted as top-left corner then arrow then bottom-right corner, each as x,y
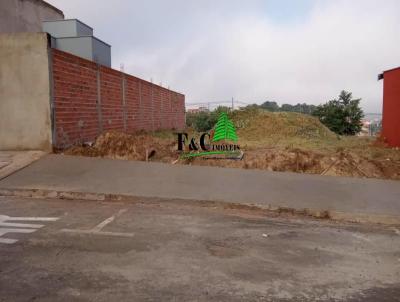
42,19 -> 111,67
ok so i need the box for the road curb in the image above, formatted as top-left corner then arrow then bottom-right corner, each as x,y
0,188 -> 126,202
1,187 -> 399,226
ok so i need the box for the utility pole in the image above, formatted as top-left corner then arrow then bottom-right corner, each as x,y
231,97 -> 234,110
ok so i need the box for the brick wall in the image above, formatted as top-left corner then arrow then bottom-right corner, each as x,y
51,49 -> 185,148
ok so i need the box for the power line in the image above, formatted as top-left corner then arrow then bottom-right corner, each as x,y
186,100 -> 250,106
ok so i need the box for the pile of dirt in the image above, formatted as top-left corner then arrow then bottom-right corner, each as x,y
231,109 -> 337,142
186,148 -> 324,173
188,148 -> 400,180
65,131 -> 177,162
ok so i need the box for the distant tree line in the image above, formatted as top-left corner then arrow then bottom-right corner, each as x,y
244,92 -> 364,136
245,101 -> 316,114
187,91 -> 364,136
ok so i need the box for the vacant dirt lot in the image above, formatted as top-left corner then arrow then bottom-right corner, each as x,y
63,110 -> 400,180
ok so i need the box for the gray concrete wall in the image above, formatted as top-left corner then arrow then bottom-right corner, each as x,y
42,19 -> 93,38
56,36 -> 93,62
0,0 -> 64,33
42,20 -> 77,38
0,33 -> 52,151
92,37 -> 112,67
76,20 -> 93,36
55,36 -> 112,67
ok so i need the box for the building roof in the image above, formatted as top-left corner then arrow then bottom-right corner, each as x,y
378,66 -> 400,80
383,66 -> 400,73
42,19 -> 93,30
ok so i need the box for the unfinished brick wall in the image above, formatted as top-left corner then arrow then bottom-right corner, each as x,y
51,49 -> 185,148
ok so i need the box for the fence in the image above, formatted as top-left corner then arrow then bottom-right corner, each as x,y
51,49 -> 185,148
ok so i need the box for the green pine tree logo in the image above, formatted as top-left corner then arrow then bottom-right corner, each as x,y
212,112 -> 238,143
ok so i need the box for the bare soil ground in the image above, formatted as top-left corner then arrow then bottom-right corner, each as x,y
63,110 -> 400,180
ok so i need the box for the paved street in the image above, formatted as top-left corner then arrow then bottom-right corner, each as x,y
0,196 -> 399,301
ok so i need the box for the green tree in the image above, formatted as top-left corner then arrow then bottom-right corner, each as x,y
244,104 -> 260,110
260,101 -> 279,112
313,91 -> 364,135
185,106 -> 231,132
246,102 -> 316,114
186,111 -> 217,132
213,112 -> 238,142
213,106 -> 231,116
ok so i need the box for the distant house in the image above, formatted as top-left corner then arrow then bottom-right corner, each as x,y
187,106 -> 209,113
378,67 -> 400,147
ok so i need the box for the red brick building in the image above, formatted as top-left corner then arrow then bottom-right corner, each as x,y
379,67 -> 400,147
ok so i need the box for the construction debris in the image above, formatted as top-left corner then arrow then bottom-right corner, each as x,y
64,131 -> 177,162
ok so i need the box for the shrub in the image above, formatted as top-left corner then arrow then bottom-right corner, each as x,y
312,91 -> 364,135
186,106 -> 230,132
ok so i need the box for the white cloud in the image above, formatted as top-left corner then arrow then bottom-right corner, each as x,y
46,0 -> 400,112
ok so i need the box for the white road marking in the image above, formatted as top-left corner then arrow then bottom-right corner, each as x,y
92,216 -> 116,232
61,209 -> 134,238
0,216 -> 58,222
0,222 -> 44,228
0,238 -> 18,244
0,215 -> 59,245
62,229 -> 134,238
0,228 -> 36,236
92,209 -> 127,232
393,228 -> 400,236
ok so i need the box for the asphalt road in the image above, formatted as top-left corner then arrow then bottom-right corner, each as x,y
0,196 -> 400,302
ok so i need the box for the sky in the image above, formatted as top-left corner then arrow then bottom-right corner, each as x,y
46,0 -> 400,113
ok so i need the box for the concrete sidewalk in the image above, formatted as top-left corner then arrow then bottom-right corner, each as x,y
0,151 -> 46,180
0,154 -> 399,224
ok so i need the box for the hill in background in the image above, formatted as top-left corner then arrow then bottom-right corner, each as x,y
230,108 -> 336,149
